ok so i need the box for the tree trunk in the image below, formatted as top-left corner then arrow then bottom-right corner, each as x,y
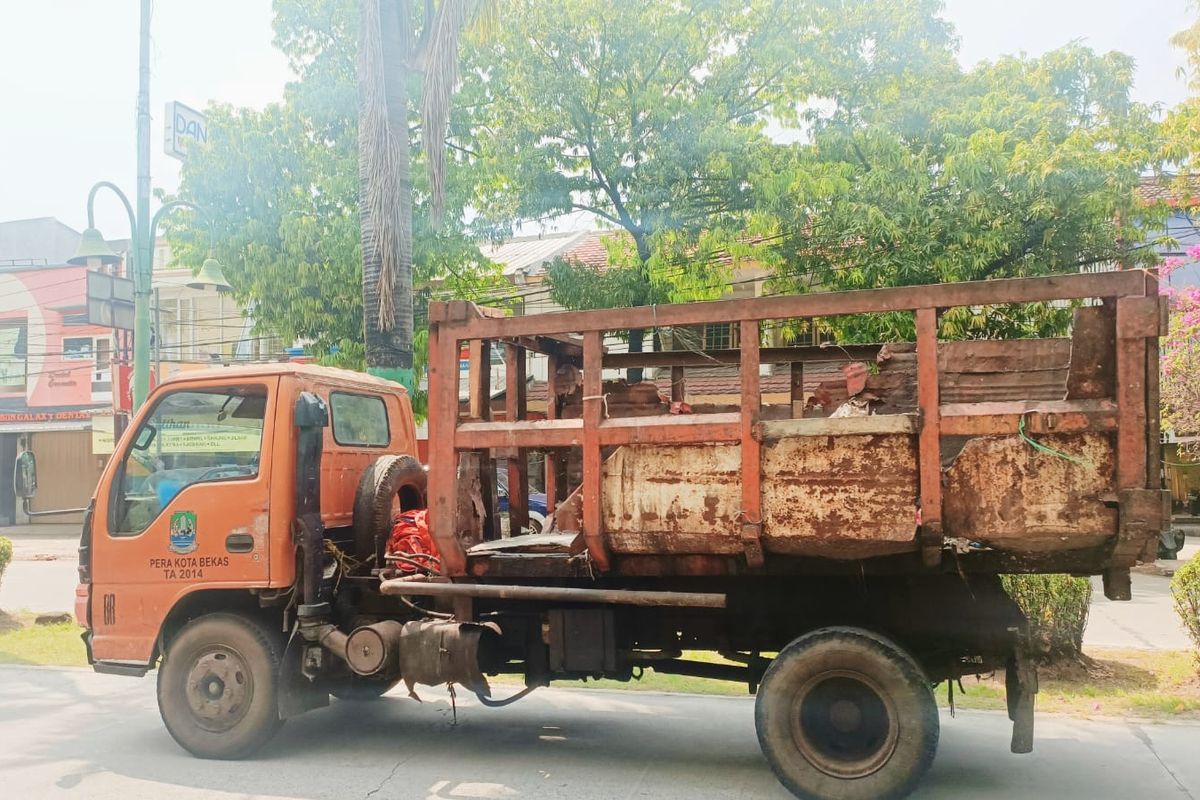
358,0 -> 415,389
626,232 -> 654,384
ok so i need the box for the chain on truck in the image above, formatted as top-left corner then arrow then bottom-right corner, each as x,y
72,269 -> 1168,800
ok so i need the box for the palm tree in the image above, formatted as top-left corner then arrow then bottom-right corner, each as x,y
358,0 -> 476,388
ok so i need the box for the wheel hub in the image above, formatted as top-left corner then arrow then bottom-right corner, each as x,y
791,670 -> 900,780
184,647 -> 253,733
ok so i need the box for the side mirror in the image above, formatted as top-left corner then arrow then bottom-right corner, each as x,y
14,450 -> 37,498
132,425 -> 157,451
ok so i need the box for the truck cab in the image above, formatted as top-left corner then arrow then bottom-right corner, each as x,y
76,363 -> 418,668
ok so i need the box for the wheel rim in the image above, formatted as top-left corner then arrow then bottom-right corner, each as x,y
790,669 -> 899,779
183,646 -> 254,733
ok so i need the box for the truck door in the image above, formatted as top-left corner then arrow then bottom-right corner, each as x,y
89,381 -> 277,663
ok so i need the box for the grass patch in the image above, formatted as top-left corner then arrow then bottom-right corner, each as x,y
0,611 -> 87,667
939,648 -> 1200,719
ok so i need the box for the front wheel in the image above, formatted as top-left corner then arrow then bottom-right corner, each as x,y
755,627 -> 939,800
157,613 -> 284,759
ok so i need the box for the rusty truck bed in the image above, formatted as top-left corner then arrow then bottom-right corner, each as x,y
425,270 -> 1168,595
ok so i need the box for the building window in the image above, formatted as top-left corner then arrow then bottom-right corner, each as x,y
0,323 -> 27,392
703,323 -> 736,350
330,392 -> 390,447
63,336 -> 94,360
93,338 -> 113,394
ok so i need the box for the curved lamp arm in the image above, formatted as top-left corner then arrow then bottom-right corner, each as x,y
148,199 -> 210,246
86,181 -> 138,238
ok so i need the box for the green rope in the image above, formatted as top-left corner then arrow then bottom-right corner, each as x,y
1017,414 -> 1094,468
1163,459 -> 1200,468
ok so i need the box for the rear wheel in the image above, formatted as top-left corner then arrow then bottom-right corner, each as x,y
157,613 -> 284,759
755,627 -> 939,800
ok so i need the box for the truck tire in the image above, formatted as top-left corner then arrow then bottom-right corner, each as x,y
156,613 -> 284,759
352,454 -> 427,566
755,627 -> 939,800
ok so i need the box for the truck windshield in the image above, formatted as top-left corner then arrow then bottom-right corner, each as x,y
111,386 -> 267,535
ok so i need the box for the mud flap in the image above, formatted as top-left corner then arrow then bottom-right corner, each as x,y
1006,646 -> 1038,754
278,629 -> 329,720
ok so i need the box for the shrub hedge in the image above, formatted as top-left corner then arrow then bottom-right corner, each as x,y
1171,557 -> 1200,676
1001,573 -> 1093,661
0,536 -> 11,591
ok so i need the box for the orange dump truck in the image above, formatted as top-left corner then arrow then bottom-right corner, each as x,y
74,270 -> 1167,800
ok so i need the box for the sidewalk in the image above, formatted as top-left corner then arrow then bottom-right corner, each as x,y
0,523 -> 81,539
0,525 -> 80,615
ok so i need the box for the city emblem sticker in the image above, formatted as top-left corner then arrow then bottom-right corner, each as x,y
169,511 -> 198,555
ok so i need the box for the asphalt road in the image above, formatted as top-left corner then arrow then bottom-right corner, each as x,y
1,666 -> 1197,800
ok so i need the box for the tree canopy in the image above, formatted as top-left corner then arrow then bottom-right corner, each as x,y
471,1 -> 1161,346
753,45 -> 1162,341
473,0 -> 955,314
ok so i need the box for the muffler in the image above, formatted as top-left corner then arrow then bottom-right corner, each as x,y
329,619 -> 495,696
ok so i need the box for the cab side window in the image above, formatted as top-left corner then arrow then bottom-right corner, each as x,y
110,386 -> 267,535
330,392 -> 389,447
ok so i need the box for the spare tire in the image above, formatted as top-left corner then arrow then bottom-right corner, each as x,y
352,455 -> 427,566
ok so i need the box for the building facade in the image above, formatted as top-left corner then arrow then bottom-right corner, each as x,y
0,217 -> 264,525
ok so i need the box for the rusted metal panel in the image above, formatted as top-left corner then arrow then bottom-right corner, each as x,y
1111,488 -> 1171,567
596,413 -> 741,446
545,350 -> 560,515
504,343 -> 529,532
942,433 -> 1116,551
761,434 -> 920,557
601,443 -> 744,555
454,418 -> 583,449
758,414 -> 918,440
916,308 -> 943,565
428,325 -> 467,575
938,400 -> 1118,436
445,271 -> 1147,340
582,331 -> 609,570
740,319 -> 764,567
1144,276 -> 1164,491
939,338 -> 1071,373
1066,303 -> 1116,399
1118,296 -> 1165,339
1115,297 -> 1149,490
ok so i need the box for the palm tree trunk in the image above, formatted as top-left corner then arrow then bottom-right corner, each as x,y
358,0 -> 415,390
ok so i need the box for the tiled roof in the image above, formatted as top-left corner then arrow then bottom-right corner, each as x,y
1136,176 -> 1200,208
562,231 -> 628,270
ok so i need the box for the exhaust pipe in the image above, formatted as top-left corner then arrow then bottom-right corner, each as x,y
323,619 -> 495,696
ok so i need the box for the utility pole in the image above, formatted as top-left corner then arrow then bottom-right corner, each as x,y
132,0 -> 153,411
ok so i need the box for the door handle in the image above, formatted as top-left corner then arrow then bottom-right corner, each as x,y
225,533 -> 255,553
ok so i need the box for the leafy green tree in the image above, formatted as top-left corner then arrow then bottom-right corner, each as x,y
171,0 -> 499,398
752,45 -> 1162,342
473,0 -> 955,370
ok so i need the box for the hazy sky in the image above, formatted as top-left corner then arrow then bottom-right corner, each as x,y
0,1 -> 1194,240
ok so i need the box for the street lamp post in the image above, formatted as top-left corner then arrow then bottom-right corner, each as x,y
69,0 -> 229,413
70,188 -> 224,411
